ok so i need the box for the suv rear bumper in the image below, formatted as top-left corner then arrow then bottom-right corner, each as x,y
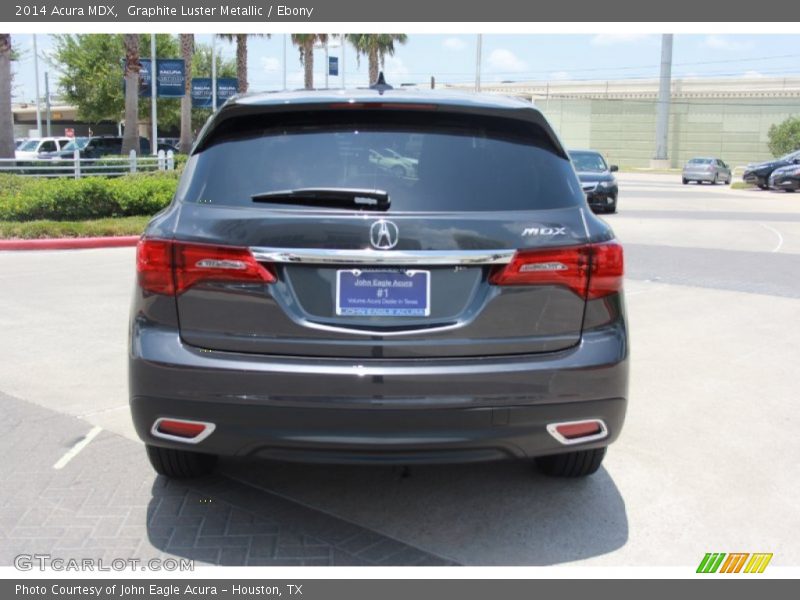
129,322 -> 628,463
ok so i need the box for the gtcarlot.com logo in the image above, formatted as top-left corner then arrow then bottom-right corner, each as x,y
14,554 -> 194,571
696,552 -> 773,574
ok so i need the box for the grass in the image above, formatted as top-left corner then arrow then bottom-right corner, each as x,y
0,216 -> 150,239
730,182 -> 756,190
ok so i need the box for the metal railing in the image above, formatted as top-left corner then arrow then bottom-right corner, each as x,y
0,149 -> 176,179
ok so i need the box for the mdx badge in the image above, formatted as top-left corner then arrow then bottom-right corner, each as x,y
370,220 -> 399,249
522,226 -> 567,236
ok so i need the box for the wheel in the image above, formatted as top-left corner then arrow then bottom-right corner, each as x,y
535,447 -> 606,477
758,183 -> 769,190
712,174 -> 718,185
391,165 -> 405,177
682,178 -> 688,185
146,444 -> 218,478
606,198 -> 617,214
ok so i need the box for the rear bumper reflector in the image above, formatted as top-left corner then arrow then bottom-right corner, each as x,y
151,417 -> 216,444
546,419 -> 608,445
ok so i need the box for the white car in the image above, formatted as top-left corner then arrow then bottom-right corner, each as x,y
15,137 -> 72,160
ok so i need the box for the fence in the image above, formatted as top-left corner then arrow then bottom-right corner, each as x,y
0,150 -> 176,179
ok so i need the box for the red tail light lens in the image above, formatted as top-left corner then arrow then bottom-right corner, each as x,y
155,419 -> 207,439
136,239 -> 174,295
136,239 -> 276,296
489,242 -> 623,299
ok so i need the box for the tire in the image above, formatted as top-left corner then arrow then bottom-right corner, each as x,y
535,447 -> 606,478
606,198 -> 617,214
146,444 -> 218,479
758,183 -> 769,190
391,165 -> 405,177
712,174 -> 718,185
682,178 -> 688,185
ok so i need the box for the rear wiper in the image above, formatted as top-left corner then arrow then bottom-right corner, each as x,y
251,188 -> 390,211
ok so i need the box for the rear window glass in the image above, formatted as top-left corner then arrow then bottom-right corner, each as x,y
179,110 -> 584,212
689,158 -> 713,164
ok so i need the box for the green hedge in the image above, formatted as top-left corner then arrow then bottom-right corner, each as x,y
0,171 -> 179,222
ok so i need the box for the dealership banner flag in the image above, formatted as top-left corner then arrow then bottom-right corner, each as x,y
191,78 -> 239,108
125,58 -> 185,97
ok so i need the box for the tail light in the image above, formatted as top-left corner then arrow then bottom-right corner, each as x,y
136,239 -> 276,296
489,242 -> 623,299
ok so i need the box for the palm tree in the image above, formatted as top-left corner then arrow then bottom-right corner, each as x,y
291,34 -> 328,90
121,34 -> 140,156
346,34 -> 407,84
0,34 -> 14,159
179,33 -> 194,152
218,34 -> 268,94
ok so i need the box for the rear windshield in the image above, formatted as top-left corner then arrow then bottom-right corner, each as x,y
179,110 -> 584,212
688,158 -> 713,164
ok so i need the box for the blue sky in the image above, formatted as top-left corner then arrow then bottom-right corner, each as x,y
10,33 -> 800,102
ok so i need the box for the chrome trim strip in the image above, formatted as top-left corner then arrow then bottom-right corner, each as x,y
151,417 -> 216,445
249,247 -> 516,266
546,419 -> 609,446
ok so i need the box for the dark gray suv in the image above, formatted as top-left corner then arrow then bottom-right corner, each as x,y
129,86 -> 629,479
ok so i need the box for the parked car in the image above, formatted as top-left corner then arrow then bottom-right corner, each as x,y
49,136 -> 151,160
682,157 -> 731,185
368,148 -> 416,177
569,149 -> 619,213
37,136 -> 89,159
130,85 -> 628,481
743,149 -> 800,190
15,137 -> 71,160
767,164 -> 800,192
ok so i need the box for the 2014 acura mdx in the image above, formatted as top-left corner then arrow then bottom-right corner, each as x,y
129,83 -> 629,480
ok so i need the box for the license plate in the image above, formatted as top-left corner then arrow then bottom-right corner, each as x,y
336,270 -> 430,317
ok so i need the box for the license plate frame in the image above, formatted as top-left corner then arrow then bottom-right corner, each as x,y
335,269 -> 431,317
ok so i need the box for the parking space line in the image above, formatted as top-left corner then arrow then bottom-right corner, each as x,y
53,426 -> 103,470
759,223 -> 784,253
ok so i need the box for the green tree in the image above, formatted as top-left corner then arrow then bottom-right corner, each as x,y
52,34 -> 182,135
768,116 -> 800,157
346,34 -> 407,85
0,34 -> 14,159
291,34 -> 328,89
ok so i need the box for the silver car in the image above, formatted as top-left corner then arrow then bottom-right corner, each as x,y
682,157 -> 732,185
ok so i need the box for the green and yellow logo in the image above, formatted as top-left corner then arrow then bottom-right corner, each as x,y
697,553 -> 773,574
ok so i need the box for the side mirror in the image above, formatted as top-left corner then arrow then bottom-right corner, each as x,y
609,165 -> 619,172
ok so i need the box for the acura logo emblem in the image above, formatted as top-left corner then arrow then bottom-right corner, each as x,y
369,220 -> 399,250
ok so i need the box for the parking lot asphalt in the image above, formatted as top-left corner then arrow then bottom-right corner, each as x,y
1,173 -> 799,566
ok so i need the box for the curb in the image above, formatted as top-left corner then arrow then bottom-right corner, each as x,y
0,236 -> 140,251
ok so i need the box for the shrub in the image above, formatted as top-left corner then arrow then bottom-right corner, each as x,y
767,116 -> 800,158
0,171 -> 179,222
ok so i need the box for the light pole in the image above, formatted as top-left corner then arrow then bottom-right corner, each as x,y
212,34 -> 217,111
652,33 -> 673,168
32,35 -> 42,136
475,34 -> 482,92
151,34 -> 157,155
